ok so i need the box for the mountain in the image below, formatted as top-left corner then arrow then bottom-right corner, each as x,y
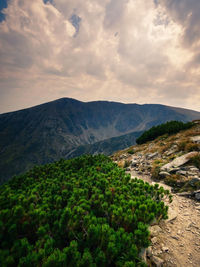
66,130 -> 144,159
0,97 -> 200,183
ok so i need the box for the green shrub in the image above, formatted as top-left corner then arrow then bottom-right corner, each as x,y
127,149 -> 134,155
136,121 -> 194,145
0,155 -> 170,266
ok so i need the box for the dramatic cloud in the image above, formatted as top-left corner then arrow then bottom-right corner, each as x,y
0,0 -> 199,113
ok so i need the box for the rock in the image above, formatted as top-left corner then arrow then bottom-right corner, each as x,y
177,170 -> 187,176
151,256 -> 164,267
131,159 -> 138,167
146,152 -> 159,160
195,191 -> 200,201
189,167 -> 199,172
151,237 -> 158,244
161,152 -> 199,171
162,246 -> 169,252
166,207 -> 177,223
190,135 -> 200,144
168,167 -> 180,174
165,145 -> 178,156
171,235 -> 179,240
150,225 -> 162,236
189,178 -> 200,187
146,246 -> 153,257
159,171 -> 170,177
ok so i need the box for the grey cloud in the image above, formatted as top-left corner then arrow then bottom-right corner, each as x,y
0,0 -> 200,114
104,0 -> 129,29
0,30 -> 33,69
158,0 -> 200,47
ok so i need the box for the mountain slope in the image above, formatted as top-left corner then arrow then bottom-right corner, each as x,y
111,122 -> 200,266
0,97 -> 199,183
66,130 -> 144,159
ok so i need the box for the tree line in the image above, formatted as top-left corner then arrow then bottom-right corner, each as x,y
136,121 -> 194,145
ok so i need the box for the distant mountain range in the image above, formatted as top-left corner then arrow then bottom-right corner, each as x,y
0,97 -> 200,183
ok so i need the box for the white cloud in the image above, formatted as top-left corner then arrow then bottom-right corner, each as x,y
0,0 -> 200,113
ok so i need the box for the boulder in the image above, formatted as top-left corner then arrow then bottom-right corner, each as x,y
160,152 -> 199,171
189,167 -> 199,172
159,171 -> 170,178
190,136 -> 200,144
146,152 -> 159,160
176,170 -> 187,176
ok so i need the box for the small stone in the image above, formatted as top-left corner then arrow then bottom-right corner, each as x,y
150,225 -> 162,236
195,192 -> 200,201
131,160 -> 138,167
146,246 -> 153,257
171,235 -> 179,240
162,246 -> 169,252
151,255 -> 164,267
177,230 -> 182,235
151,237 -> 158,244
146,152 -> 159,159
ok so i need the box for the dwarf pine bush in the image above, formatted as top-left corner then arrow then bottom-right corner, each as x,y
0,155 -> 170,266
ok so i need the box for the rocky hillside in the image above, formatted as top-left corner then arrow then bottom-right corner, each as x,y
1,97 -> 200,183
112,121 -> 200,195
112,121 -> 200,266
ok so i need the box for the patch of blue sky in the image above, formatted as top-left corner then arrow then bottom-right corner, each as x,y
0,0 -> 7,22
70,14 -> 81,37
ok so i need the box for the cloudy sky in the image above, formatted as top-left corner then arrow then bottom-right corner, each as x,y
0,0 -> 200,113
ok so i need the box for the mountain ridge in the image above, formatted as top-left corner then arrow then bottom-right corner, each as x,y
0,97 -> 200,183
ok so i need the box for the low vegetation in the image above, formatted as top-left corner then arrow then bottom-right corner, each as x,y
0,155 -> 170,266
189,154 -> 200,169
136,121 -> 194,145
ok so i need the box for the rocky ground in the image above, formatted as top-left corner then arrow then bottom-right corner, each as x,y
130,171 -> 200,267
112,123 -> 200,266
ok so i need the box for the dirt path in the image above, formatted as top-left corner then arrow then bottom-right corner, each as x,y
130,170 -> 200,267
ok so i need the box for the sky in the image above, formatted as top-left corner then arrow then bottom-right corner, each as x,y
0,0 -> 200,114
